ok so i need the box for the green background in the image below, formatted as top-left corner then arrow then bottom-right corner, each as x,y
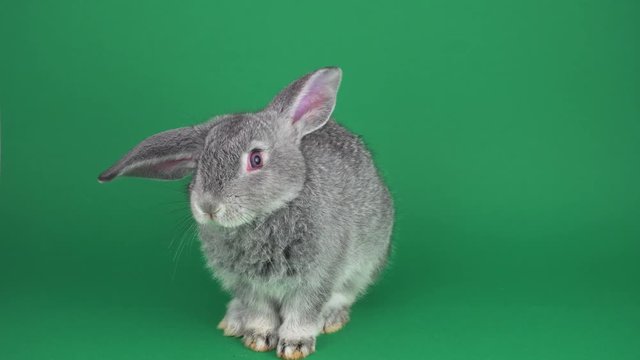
1,1 -> 639,359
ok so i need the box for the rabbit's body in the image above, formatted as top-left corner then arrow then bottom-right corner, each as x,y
99,68 -> 394,359
199,119 -> 392,300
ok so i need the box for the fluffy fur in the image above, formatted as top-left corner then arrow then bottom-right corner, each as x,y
99,67 -> 394,359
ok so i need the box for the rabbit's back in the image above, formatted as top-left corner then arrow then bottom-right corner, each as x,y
299,120 -> 393,289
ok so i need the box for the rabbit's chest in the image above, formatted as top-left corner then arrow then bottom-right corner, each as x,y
198,212 -> 317,281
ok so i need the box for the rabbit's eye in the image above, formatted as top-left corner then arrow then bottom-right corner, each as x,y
248,150 -> 263,170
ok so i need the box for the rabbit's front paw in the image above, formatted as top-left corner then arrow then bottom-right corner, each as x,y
322,307 -> 350,334
243,331 -> 278,352
217,316 -> 243,337
217,299 -> 245,337
277,337 -> 316,360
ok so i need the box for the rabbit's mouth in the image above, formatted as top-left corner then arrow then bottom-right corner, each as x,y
191,199 -> 256,228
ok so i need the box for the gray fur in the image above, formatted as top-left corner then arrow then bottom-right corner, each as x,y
98,67 -> 394,359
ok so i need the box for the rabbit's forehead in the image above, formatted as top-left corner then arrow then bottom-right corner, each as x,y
204,114 -> 274,151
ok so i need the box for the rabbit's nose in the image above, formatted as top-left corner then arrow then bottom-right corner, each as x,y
191,192 -> 222,223
201,202 -> 220,220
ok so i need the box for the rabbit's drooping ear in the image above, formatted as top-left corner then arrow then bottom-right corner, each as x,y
98,126 -> 207,182
268,67 -> 342,139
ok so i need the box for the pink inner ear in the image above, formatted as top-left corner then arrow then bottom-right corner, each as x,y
154,157 -> 193,174
293,80 -> 328,123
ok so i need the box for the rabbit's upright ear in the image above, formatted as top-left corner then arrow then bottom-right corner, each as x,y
268,67 -> 342,139
98,126 -> 207,182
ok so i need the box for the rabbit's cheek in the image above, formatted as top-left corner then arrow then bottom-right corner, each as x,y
215,204 -> 257,228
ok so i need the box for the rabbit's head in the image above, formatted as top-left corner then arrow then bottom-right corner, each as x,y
98,67 -> 342,227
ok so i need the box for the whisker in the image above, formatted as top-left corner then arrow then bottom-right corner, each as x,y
171,220 -> 197,280
188,226 -> 200,255
169,214 -> 195,249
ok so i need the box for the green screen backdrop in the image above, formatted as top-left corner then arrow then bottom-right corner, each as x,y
1,1 -> 639,359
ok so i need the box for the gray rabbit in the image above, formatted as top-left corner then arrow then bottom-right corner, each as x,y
99,67 -> 394,359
